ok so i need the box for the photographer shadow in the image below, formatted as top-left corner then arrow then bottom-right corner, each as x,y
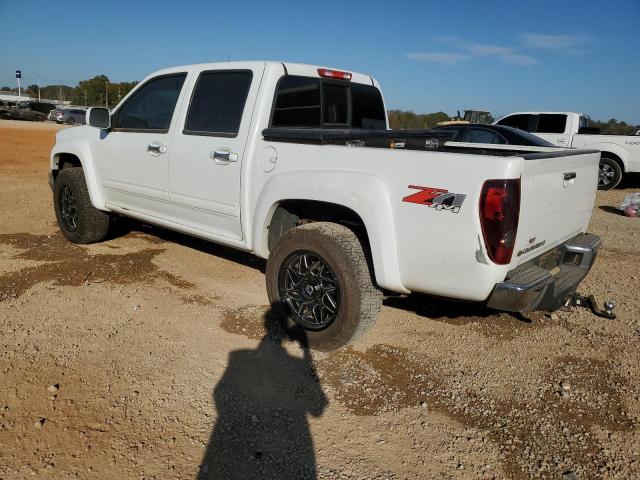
197,308 -> 328,479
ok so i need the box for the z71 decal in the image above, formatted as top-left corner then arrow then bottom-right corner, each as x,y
402,185 -> 466,213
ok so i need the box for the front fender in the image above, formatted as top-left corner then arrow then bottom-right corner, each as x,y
51,138 -> 107,210
251,170 -> 409,293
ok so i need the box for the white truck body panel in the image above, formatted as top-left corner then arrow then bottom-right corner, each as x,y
494,111 -> 640,172
51,62 -> 601,306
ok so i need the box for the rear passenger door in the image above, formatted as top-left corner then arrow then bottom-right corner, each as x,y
531,114 -> 570,147
168,66 -> 263,240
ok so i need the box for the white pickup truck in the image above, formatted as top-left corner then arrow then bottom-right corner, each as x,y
495,112 -> 640,189
50,61 -> 602,350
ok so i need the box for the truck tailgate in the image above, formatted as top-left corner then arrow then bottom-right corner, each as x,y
514,150 -> 600,265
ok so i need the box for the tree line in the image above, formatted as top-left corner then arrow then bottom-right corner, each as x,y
1,75 -> 138,109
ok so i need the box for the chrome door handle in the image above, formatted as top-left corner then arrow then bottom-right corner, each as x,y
211,149 -> 238,165
146,143 -> 167,155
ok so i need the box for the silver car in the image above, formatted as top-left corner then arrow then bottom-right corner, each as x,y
50,108 -> 86,125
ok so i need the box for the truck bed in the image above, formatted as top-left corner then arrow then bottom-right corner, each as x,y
262,127 -> 568,156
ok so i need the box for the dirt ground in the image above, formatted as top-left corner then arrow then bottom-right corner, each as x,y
0,119 -> 639,479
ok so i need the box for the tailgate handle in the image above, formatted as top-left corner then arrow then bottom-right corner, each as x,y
564,172 -> 576,180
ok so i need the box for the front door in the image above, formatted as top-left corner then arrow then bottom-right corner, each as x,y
168,66 -> 263,240
96,73 -> 187,220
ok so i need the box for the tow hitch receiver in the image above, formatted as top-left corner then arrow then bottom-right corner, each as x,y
569,293 -> 616,319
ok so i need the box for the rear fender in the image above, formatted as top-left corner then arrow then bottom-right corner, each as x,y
252,171 -> 408,293
580,141 -> 629,171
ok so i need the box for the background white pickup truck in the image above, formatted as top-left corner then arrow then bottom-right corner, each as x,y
50,61 -> 602,350
495,112 -> 640,189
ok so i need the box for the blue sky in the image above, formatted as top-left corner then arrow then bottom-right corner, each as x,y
1,0 -> 639,123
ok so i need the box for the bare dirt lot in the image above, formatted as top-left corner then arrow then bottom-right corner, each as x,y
0,119 -> 639,479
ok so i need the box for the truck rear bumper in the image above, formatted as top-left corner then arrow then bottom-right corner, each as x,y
487,233 -> 601,312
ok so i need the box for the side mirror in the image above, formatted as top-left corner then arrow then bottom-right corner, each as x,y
86,107 -> 111,129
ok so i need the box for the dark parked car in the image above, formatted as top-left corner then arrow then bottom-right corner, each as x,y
433,123 -> 557,147
27,101 -> 56,116
4,102 -> 46,121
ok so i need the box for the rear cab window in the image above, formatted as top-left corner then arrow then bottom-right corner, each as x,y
271,75 -> 386,129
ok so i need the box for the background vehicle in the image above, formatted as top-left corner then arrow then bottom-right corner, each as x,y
495,112 -> 640,189
50,108 -> 87,125
0,101 -> 11,119
27,101 -> 56,116
433,123 -> 559,149
5,102 -> 45,121
437,109 -> 493,126
49,62 -> 601,350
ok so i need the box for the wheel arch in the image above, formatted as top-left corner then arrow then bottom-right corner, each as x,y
252,172 -> 409,293
599,150 -> 625,172
51,139 -> 107,210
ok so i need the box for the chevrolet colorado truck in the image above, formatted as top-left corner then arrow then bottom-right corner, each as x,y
495,111 -> 640,189
50,61 -> 602,350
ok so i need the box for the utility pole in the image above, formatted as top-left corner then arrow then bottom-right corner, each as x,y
37,77 -> 40,102
105,82 -> 108,108
84,88 -> 87,107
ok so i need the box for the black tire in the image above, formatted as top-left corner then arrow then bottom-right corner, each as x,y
65,117 -> 75,125
266,222 -> 382,351
598,157 -> 623,190
53,167 -> 110,244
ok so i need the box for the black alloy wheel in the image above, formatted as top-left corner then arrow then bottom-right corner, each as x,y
279,251 -> 340,331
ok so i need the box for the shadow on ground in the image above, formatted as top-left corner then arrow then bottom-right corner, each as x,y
598,205 -> 625,216
384,293 -> 531,325
197,308 -> 328,479
107,218 -> 266,273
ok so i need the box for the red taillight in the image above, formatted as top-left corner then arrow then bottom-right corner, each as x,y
479,179 -> 520,265
317,68 -> 352,81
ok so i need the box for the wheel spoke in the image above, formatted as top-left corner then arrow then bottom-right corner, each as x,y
280,250 -> 340,330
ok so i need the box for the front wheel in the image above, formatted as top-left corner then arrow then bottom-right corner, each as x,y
53,167 -> 111,244
266,222 -> 382,351
598,157 -> 623,190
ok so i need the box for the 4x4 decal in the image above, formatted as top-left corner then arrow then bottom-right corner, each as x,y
402,185 -> 466,213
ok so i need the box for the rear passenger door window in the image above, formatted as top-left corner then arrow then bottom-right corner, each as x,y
113,74 -> 186,132
184,71 -> 253,137
497,114 -> 532,132
535,114 -> 567,134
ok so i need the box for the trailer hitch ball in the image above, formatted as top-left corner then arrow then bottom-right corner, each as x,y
604,300 -> 616,316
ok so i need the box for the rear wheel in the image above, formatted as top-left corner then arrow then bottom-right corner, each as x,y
266,222 -> 382,351
598,157 -> 623,190
53,167 -> 111,244
65,117 -> 76,125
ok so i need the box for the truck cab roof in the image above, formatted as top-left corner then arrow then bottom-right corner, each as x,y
146,61 -> 380,87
